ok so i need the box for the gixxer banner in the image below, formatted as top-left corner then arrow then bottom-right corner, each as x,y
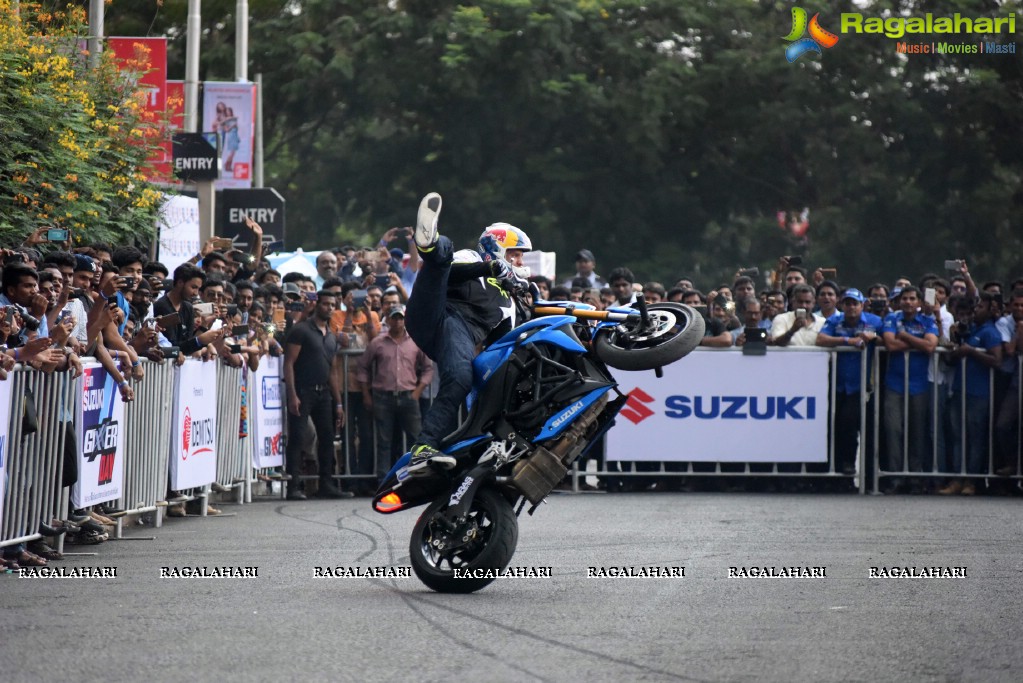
607,350 -> 830,463
72,364 -> 126,508
170,360 -> 218,490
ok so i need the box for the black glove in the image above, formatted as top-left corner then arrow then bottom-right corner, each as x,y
490,260 -> 528,295
489,260 -> 512,280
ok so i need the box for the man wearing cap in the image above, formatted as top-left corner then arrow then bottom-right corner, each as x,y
816,288 -> 884,477
562,249 -> 606,289
357,303 -> 433,483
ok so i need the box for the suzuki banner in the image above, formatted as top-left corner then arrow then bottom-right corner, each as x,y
170,360 -> 218,490
0,378 -> 12,531
251,356 -> 284,469
72,364 -> 127,508
607,350 -> 830,463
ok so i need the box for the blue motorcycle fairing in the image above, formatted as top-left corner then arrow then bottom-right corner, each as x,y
534,385 -> 614,442
467,315 -> 587,413
381,433 -> 490,488
483,314 -> 587,355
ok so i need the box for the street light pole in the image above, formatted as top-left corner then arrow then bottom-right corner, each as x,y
236,0 -> 248,82
87,0 -> 103,69
184,0 -> 215,246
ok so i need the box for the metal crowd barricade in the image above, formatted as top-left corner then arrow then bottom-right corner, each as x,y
873,348 -> 1022,493
1,365 -> 75,550
333,349 -> 428,493
215,362 -> 249,502
115,358 -> 174,535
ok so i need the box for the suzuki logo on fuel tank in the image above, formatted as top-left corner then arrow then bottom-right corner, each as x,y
665,395 -> 816,420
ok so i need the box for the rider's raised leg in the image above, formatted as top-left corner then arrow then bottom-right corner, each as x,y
405,235 -> 453,361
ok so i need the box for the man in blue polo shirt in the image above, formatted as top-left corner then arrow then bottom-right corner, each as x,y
938,293 -> 1003,495
816,288 -> 883,477
881,286 -> 938,491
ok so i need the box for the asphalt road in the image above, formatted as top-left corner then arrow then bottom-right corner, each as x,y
2,491 -> 1022,683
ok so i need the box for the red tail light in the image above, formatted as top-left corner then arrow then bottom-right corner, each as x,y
374,492 -> 403,513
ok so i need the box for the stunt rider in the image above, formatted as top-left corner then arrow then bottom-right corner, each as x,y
404,192 -> 532,475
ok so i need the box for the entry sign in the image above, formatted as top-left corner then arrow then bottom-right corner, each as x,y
218,187 -> 286,246
172,133 -> 218,181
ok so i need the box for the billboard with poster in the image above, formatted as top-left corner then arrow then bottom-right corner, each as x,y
202,82 -> 256,190
107,37 -> 170,182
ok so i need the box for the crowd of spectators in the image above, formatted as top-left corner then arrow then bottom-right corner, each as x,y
1,225 -> 1021,569
544,252 -> 1022,496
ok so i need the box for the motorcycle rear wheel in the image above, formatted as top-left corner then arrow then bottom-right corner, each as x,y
594,302 -> 705,371
409,487 -> 518,593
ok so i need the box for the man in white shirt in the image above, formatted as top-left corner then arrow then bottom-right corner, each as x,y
770,284 -> 825,346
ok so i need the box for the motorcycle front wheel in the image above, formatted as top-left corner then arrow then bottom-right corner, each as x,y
594,302 -> 705,371
409,486 -> 518,593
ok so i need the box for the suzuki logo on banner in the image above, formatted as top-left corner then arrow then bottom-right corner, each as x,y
665,395 -> 817,420
620,388 -> 656,424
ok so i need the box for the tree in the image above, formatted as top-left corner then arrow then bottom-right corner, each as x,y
0,1 -> 164,247
93,0 -> 1023,286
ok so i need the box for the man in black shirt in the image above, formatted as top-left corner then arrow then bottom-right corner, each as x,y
153,263 -> 225,356
282,290 -> 352,499
404,192 -> 532,475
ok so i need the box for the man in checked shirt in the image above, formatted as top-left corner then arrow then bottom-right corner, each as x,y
357,304 -> 434,484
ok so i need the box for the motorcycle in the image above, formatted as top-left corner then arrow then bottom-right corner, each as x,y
373,294 -> 705,593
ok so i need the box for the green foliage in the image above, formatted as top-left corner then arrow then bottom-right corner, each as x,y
104,0 -> 1023,287
0,2 -> 164,248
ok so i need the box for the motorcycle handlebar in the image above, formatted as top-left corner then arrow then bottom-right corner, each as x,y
532,305 -> 633,322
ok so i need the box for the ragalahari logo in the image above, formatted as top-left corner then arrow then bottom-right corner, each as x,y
620,388 -> 656,425
784,8 -> 839,62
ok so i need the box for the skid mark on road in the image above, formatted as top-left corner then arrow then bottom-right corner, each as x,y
350,509 -> 709,683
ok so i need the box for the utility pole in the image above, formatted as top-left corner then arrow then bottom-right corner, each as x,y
254,73 -> 263,188
184,0 -> 215,245
87,0 -> 103,69
236,0 -> 248,82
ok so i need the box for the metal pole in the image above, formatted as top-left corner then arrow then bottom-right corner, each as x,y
254,73 -> 264,188
87,0 -> 104,69
185,0 -> 215,244
184,0 -> 201,134
858,347 -> 867,494
235,0 -> 249,82
872,345 -> 880,494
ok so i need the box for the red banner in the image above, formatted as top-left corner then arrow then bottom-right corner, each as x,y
107,37 -> 171,182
